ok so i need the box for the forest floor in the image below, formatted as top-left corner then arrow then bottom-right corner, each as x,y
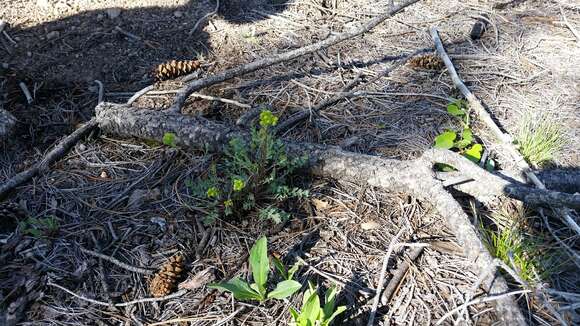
1,0 -> 579,325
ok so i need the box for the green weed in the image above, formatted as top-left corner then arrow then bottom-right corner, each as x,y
208,236 -> 302,302
289,281 -> 346,326
189,110 -> 308,224
515,112 -> 565,167
433,100 -> 493,170
19,215 -> 59,238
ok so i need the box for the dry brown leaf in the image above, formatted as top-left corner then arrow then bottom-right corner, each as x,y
178,267 -> 214,290
311,198 -> 329,211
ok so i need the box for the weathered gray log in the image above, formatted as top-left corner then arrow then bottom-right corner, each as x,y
95,102 -> 526,324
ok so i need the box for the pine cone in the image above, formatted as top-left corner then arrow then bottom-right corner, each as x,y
408,54 -> 444,71
0,202 -> 25,233
154,60 -> 201,81
149,254 -> 185,297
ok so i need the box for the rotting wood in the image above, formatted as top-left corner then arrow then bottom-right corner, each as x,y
94,102 -> 529,324
168,0 -> 420,113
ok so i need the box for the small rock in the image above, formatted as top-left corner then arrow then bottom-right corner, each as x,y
173,11 -> 183,18
46,31 -> 59,40
99,170 -> 108,178
96,13 -> 104,20
106,8 -> 121,19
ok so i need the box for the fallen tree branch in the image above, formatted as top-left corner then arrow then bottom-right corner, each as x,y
380,246 -> 424,305
95,102 -> 531,324
0,120 -> 98,199
168,0 -> 420,113
430,27 -> 580,236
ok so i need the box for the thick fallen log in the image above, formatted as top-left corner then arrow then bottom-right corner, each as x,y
95,102 -> 528,324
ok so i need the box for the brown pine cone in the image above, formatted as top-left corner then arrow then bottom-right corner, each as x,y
153,60 -> 202,81
408,54 -> 444,71
149,254 -> 185,297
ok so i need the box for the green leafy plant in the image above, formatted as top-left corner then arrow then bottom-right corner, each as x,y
515,112 -> 566,167
162,132 -> 177,147
289,281 -> 346,326
189,110 -> 308,224
208,236 -> 302,301
433,100 -> 489,167
19,216 -> 59,237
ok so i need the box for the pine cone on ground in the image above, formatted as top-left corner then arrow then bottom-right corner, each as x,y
408,54 -> 444,70
154,60 -> 201,81
149,254 -> 185,297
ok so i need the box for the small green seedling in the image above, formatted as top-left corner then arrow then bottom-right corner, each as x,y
162,132 -> 177,147
208,237 -> 302,301
19,216 -> 59,237
434,100 -> 491,168
289,282 -> 346,326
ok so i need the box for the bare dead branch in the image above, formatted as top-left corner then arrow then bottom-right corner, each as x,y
169,0 -> 421,113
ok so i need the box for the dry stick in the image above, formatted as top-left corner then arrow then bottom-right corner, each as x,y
18,82 -> 33,104
189,0 -> 220,35
127,85 -> 154,105
0,119 -> 98,200
430,27 -> 580,236
380,246 -> 424,305
367,227 -> 406,326
170,0 -> 421,113
436,290 -> 531,325
94,80 -> 104,103
47,281 -> 187,307
79,246 -> 155,275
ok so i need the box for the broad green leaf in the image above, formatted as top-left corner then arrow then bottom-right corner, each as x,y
447,103 -> 465,117
287,261 -> 302,281
208,277 -> 262,301
303,281 -> 317,307
455,128 -> 473,149
464,144 -> 483,163
323,306 -> 347,326
323,286 -> 338,319
267,280 -> 302,299
301,290 -> 321,324
272,256 -> 288,280
434,131 -> 456,149
162,132 -> 177,147
289,307 -> 301,321
249,236 -> 269,294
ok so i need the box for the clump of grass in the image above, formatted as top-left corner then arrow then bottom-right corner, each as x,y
480,203 -> 550,284
515,112 -> 566,167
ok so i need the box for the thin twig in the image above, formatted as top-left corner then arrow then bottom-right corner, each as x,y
367,227 -> 406,326
380,246 -> 424,304
79,246 -> 155,275
0,119 -> 98,199
48,281 -> 187,307
189,0 -> 220,35
436,290 -> 531,325
18,82 -> 33,104
94,80 -> 104,103
170,0 -> 421,112
127,85 -> 154,105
